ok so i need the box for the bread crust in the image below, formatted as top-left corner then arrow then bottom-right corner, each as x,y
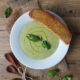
29,9 -> 72,44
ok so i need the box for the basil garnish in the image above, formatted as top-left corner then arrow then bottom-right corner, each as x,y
61,76 -> 71,80
27,34 -> 41,42
48,69 -> 59,77
12,78 -> 22,80
4,7 -> 11,18
24,0 -> 29,2
42,40 -> 51,49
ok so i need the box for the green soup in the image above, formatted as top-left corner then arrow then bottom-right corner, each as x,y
20,20 -> 59,60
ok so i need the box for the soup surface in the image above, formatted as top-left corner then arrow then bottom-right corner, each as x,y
20,20 -> 59,60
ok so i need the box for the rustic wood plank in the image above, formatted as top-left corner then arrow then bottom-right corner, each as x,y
66,35 -> 80,61
69,64 -> 80,78
63,17 -> 80,33
0,18 -> 8,26
39,0 -> 80,17
0,0 -> 80,17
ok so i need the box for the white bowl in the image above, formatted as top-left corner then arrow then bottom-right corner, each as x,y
10,10 -> 69,69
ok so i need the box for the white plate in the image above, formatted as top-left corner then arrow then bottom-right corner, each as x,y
10,10 -> 69,69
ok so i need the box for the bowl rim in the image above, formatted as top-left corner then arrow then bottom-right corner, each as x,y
10,10 -> 69,69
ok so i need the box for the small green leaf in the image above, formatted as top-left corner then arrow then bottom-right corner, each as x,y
27,34 -> 41,42
4,7 -> 11,18
12,78 -> 22,80
61,76 -> 71,80
48,69 -> 58,77
24,0 -> 29,2
42,40 -> 51,49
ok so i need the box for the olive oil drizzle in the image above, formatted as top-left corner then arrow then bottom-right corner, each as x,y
24,27 -> 49,54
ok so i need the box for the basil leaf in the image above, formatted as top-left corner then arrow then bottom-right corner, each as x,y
24,0 -> 29,2
48,69 -> 58,77
27,34 -> 41,42
61,76 -> 71,80
12,78 -> 22,80
4,7 -> 11,18
42,40 -> 51,49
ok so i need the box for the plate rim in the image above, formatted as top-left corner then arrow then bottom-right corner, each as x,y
10,10 -> 70,69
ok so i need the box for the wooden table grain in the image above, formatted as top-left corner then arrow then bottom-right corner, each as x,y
0,0 -> 80,80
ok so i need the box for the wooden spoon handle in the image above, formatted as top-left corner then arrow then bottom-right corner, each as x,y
5,53 -> 18,69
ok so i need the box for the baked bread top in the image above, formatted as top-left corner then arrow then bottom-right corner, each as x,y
29,9 -> 72,44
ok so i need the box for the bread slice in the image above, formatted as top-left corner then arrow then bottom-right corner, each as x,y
29,9 -> 72,44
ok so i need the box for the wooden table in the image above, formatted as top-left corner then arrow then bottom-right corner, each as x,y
0,0 -> 80,80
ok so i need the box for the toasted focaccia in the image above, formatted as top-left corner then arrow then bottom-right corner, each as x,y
29,9 -> 72,44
